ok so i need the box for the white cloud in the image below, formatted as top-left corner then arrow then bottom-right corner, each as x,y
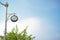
0,17 -> 59,40
0,17 -> 41,36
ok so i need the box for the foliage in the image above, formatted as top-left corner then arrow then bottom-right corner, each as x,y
0,25 -> 35,40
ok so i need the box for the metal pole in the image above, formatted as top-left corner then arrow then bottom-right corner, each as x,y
4,2 -> 8,40
4,7 -> 7,40
0,2 -> 8,40
0,2 -> 18,40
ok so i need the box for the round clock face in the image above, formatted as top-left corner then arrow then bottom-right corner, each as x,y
11,15 -> 18,22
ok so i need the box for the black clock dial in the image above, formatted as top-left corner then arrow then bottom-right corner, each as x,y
10,15 -> 18,22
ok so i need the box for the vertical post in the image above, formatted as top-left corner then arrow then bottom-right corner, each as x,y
4,2 -> 8,40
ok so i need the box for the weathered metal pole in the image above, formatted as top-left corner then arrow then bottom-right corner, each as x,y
4,2 -> 8,40
0,2 -> 18,40
0,2 -> 8,40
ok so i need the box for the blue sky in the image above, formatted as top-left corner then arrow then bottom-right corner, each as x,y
0,0 -> 60,40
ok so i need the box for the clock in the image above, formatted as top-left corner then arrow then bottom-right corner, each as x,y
10,15 -> 18,22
